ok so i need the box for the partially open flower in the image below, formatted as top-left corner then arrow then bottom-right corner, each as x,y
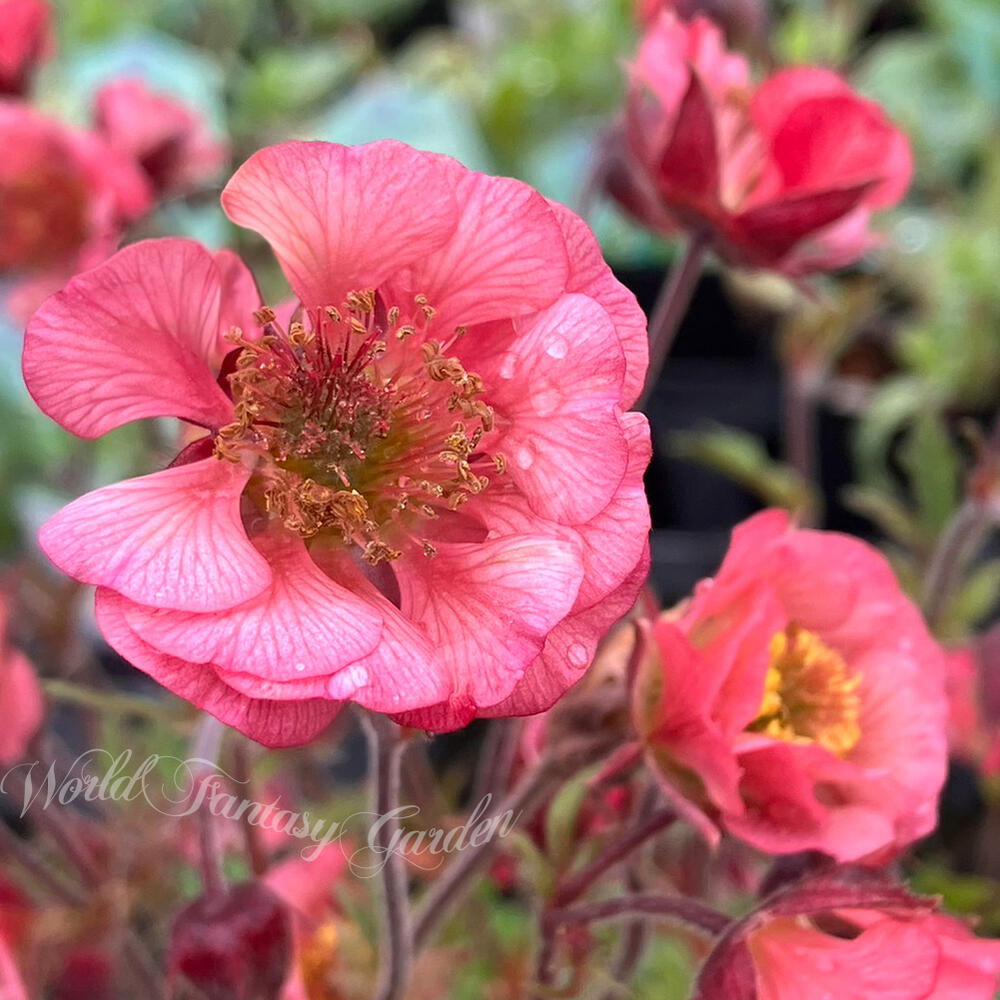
633,509 -> 947,861
0,0 -> 50,97
23,141 -> 650,745
696,869 -> 1000,1000
94,78 -> 227,198
614,13 -> 912,275
0,101 -> 150,319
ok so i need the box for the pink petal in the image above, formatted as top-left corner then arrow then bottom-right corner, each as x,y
478,293 -> 629,525
547,200 -> 648,408
750,68 -> 852,139
95,589 -> 339,748
39,458 -> 271,612
395,534 -> 584,716
118,531 -> 382,679
308,546 -> 454,712
221,141 -> 458,309
0,646 -> 43,764
387,170 -> 569,336
214,248 -> 264,356
481,546 -> 650,719
750,917 -> 940,1000
22,238 -> 236,438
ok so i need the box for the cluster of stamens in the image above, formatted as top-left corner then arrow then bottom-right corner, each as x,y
748,624 -> 863,758
214,290 -> 504,562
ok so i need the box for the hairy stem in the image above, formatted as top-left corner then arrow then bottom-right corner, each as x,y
639,232 -> 709,408
363,712 -> 412,1000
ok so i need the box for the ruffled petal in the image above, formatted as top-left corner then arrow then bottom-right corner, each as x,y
95,589 -> 339,748
39,458 -> 271,613
118,531 -> 382,679
388,170 -> 569,336
547,200 -> 648,408
481,545 -> 650,719
475,293 -> 629,525
221,141 -> 458,309
22,238 -> 235,438
394,534 -> 584,723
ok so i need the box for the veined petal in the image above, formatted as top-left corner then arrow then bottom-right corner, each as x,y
118,531 -> 382,679
39,458 -> 270,612
96,589 -> 339,748
22,238 -> 236,438
547,200 -> 648,408
221,140 -> 458,309
480,293 -> 629,525
395,534 -> 584,715
389,171 -> 569,336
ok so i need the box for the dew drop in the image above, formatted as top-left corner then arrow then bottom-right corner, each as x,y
532,389 -> 558,416
568,643 -> 589,668
499,353 -> 517,380
293,661 -> 307,673
515,446 -> 534,470
545,336 -> 568,359
327,663 -> 370,699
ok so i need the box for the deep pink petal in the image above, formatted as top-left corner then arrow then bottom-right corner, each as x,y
730,182 -> 874,264
387,171 -> 569,335
547,200 -> 648,408
478,293 -> 629,525
214,248 -> 264,359
95,589 -> 338,748
39,458 -> 271,612
221,141 -> 458,308
395,534 -> 584,718
656,69 -> 721,210
22,238 -> 235,438
118,531 -> 382,679
750,68 -> 852,138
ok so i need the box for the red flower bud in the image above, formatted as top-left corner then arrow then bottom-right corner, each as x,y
168,882 -> 293,1000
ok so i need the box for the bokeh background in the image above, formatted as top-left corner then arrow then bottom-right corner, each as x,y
3,1 -> 1000,994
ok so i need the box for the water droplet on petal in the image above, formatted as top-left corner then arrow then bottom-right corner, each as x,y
327,663 -> 370,699
515,446 -> 534,470
568,643 -> 589,668
293,662 -> 307,673
499,353 -> 517,380
545,336 -> 568,359
532,389 -> 558,416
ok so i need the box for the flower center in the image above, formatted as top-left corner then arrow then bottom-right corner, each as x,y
748,624 -> 862,757
214,291 -> 504,563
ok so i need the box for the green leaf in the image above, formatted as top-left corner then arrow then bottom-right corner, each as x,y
670,426 -> 819,520
840,486 -> 923,550
945,559 -> 1000,632
543,766 -> 596,876
899,410 -> 961,540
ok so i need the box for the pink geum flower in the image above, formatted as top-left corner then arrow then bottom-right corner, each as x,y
632,509 -> 947,862
94,78 -> 227,198
0,101 -> 151,320
0,591 -> 43,764
23,140 -> 651,746
696,869 -> 1000,1000
618,12 -> 912,275
0,0 -> 50,98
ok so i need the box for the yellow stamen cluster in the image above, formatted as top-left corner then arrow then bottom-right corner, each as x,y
749,624 -> 862,758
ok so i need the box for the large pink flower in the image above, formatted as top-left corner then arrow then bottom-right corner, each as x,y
616,13 -> 912,275
94,78 -> 227,198
23,141 -> 650,746
0,0 -> 50,97
0,101 -> 151,319
633,509 -> 947,862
